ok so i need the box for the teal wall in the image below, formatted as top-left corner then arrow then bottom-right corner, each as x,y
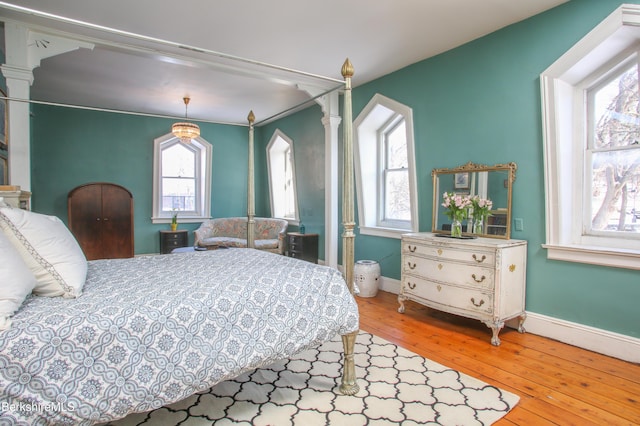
26,0 -> 639,339
258,0 -> 640,338
258,106 -> 328,257
30,105 -> 252,254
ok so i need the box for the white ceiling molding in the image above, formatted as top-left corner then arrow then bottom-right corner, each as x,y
0,0 -> 568,125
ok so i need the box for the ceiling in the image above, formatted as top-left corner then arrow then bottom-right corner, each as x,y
0,0 -> 567,126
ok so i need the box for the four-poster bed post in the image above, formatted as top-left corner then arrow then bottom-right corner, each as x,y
247,110 -> 256,249
338,58 -> 359,395
340,58 -> 356,296
245,59 -> 359,395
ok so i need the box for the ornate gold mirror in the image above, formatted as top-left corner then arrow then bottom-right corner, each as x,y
431,162 -> 517,239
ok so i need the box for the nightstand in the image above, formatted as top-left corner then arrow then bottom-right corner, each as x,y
160,230 -> 189,254
287,232 -> 319,263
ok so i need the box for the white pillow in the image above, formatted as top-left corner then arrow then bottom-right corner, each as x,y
0,207 -> 87,298
0,229 -> 37,330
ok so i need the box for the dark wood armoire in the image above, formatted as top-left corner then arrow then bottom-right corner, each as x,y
68,183 -> 134,260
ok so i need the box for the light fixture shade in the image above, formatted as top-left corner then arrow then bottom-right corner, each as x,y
172,121 -> 200,142
172,96 -> 200,142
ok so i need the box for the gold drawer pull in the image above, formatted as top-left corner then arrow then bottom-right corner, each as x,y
509,264 -> 516,272
471,298 -> 485,307
438,264 -> 443,270
407,282 -> 416,289
407,262 -> 416,270
471,274 -> 486,283
408,245 -> 417,253
437,285 -> 442,292
472,254 -> 486,263
437,249 -> 443,255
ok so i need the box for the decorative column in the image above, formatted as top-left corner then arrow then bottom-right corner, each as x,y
1,22 -> 93,191
247,110 -> 256,249
322,104 -> 341,269
2,23 -> 34,190
1,67 -> 32,190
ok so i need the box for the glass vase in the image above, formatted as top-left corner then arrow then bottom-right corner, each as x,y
472,217 -> 484,234
451,219 -> 462,238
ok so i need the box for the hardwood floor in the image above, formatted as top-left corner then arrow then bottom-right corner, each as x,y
356,290 -> 640,426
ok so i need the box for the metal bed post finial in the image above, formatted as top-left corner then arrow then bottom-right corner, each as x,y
247,110 -> 256,249
341,58 -> 354,79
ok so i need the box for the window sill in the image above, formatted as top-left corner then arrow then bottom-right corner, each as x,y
359,226 -> 410,239
542,243 -> 640,271
152,216 -> 210,225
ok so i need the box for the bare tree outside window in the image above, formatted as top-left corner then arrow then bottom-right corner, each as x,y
590,63 -> 640,234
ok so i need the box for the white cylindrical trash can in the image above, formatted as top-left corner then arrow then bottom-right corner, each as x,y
354,260 -> 380,298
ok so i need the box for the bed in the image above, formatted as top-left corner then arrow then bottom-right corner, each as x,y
0,60 -> 359,424
0,249 -> 358,424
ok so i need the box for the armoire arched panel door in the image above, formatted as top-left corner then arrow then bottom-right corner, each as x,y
68,183 -> 134,260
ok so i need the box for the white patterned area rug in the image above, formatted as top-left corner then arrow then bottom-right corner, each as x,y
109,332 -> 519,426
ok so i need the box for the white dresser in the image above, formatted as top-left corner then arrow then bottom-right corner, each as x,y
399,232 -> 527,345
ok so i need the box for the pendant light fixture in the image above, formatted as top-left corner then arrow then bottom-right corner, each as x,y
172,97 -> 200,143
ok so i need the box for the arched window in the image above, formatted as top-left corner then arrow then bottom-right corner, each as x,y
540,4 -> 640,270
152,133 -> 212,223
267,130 -> 299,222
354,94 -> 418,238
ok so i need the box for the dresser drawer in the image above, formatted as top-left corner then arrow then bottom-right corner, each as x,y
288,235 -> 303,251
289,250 -> 304,259
403,241 -> 495,266
402,276 -> 494,316
164,238 -> 183,247
403,255 -> 495,290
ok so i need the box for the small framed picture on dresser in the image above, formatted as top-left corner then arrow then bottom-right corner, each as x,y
454,172 -> 469,190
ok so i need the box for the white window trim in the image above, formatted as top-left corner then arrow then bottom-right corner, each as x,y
151,133 -> 212,224
266,129 -> 300,225
378,115 -> 410,229
540,4 -> 640,270
354,94 -> 418,239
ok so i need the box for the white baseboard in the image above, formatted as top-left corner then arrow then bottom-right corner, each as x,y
376,275 -> 640,363
379,275 -> 401,294
521,312 -> 640,363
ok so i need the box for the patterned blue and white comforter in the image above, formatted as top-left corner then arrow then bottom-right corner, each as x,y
0,249 -> 359,425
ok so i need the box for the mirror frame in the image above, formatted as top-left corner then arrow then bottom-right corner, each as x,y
431,161 -> 517,239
